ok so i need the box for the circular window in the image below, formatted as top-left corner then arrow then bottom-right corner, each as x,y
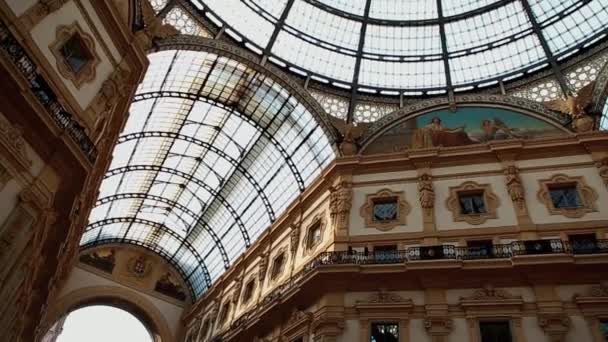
51,305 -> 153,342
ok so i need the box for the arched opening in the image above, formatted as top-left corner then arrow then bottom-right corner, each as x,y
44,305 -> 154,342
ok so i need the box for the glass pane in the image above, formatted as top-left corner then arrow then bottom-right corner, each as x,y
373,200 -> 398,221
370,322 -> 399,342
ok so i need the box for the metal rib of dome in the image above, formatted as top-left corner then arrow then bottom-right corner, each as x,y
81,48 -> 337,297
188,0 -> 608,95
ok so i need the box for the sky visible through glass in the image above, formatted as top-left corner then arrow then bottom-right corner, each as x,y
56,306 -> 152,342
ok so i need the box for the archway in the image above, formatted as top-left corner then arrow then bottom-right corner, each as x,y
46,305 -> 153,342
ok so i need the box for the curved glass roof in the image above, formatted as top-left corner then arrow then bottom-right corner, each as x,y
187,0 -> 608,95
80,49 -> 336,297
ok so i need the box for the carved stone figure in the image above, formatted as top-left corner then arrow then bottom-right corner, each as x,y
596,157 -> 608,188
504,165 -> 526,210
329,117 -> 369,156
258,252 -> 269,282
543,81 -> 596,133
329,181 -> 352,232
417,173 -> 435,211
232,276 -> 243,304
136,0 -> 180,49
289,222 -> 300,254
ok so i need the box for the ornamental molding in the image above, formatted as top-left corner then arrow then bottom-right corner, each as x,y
0,112 -> 32,172
360,95 -> 572,149
360,188 -> 410,231
153,36 -> 340,149
536,174 -> 598,218
49,22 -> 101,89
446,181 -> 499,225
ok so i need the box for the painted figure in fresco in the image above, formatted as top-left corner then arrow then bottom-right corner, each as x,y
412,117 -> 475,148
480,118 -> 521,142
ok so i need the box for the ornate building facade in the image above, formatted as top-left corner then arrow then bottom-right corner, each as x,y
0,1 -> 608,342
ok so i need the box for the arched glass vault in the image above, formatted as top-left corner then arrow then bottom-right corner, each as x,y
81,48 -> 337,297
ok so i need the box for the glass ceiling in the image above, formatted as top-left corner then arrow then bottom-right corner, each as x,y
185,0 -> 608,95
80,49 -> 335,298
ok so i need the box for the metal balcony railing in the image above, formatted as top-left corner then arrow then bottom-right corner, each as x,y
219,238 -> 607,337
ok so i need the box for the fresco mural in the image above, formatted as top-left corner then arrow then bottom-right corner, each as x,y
363,107 -> 567,154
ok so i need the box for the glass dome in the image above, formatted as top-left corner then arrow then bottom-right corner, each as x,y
188,0 -> 608,95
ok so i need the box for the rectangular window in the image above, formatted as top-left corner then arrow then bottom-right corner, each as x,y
373,198 -> 398,222
549,185 -> 581,209
467,240 -> 494,258
61,34 -> 92,74
569,233 -> 597,254
459,192 -> 486,214
370,322 -> 399,342
479,321 -> 512,342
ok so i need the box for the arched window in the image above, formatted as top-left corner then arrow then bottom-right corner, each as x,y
46,305 -> 153,342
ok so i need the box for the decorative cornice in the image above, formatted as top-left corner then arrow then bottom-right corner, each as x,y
19,0 -> 69,31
